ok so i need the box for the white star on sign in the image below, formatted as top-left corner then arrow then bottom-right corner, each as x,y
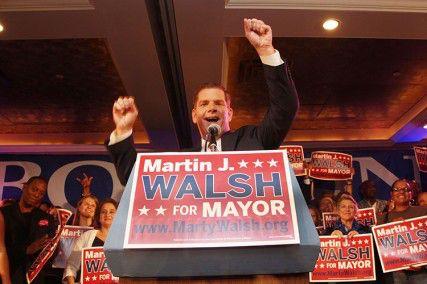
138,206 -> 150,216
352,241 -> 356,245
85,276 -> 90,281
155,205 -> 166,215
364,239 -> 369,244
92,275 -> 97,281
358,240 -> 363,245
319,264 -> 325,269
267,159 -> 278,167
368,212 -> 372,216
384,253 -> 388,257
253,159 -> 263,168
418,222 -> 423,227
238,160 -> 248,168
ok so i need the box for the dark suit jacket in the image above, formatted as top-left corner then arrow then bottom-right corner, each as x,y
107,62 -> 299,185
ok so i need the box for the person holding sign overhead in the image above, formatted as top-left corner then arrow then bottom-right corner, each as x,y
106,18 -> 299,185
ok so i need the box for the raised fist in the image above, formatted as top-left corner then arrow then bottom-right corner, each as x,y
112,96 -> 139,136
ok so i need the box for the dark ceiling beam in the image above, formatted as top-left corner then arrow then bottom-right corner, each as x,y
145,0 -> 193,149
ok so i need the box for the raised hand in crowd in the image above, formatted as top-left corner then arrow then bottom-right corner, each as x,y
76,173 -> 93,197
113,96 -> 139,136
243,18 -> 275,56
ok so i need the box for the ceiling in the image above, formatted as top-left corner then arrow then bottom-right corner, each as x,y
0,0 -> 426,153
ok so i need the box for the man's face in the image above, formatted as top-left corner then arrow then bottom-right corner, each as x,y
418,192 -> 427,206
391,180 -> 411,206
362,182 -> 376,199
192,88 -> 233,138
22,179 -> 47,208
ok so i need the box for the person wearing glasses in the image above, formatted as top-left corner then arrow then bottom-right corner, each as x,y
379,179 -> 427,224
323,194 -> 369,237
379,179 -> 427,284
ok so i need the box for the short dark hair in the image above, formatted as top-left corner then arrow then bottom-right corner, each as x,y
391,179 -> 409,191
193,83 -> 231,107
24,176 -> 48,186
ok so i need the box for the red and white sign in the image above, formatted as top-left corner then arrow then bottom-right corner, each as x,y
81,247 -> 119,283
26,209 -> 73,283
280,145 -> 306,176
309,234 -> 376,282
372,215 -> 427,273
52,226 -> 93,268
124,151 -> 299,248
309,151 -> 353,180
414,146 -> 427,173
355,208 -> 377,227
322,212 -> 340,231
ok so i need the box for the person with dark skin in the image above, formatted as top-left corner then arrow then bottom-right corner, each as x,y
378,179 -> 427,283
357,180 -> 387,214
0,211 -> 11,284
0,176 -> 56,283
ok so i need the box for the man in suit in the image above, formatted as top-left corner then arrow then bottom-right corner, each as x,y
107,18 -> 299,185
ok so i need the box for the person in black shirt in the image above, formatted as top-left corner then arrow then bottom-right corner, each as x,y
0,176 -> 56,283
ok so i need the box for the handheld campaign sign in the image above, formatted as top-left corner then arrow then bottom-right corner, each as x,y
124,151 -> 299,248
104,150 -> 320,277
414,146 -> 427,173
81,247 -> 119,283
280,145 -> 306,176
372,215 -> 427,273
309,151 -> 353,180
309,234 -> 376,282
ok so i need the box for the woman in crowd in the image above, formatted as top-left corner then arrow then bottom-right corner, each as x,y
0,211 -> 11,283
63,198 -> 118,284
324,194 -> 369,237
318,195 -> 336,214
68,195 -> 98,227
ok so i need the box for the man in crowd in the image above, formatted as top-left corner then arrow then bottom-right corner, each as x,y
357,180 -> 387,214
107,18 -> 299,185
0,176 -> 56,283
378,179 -> 427,283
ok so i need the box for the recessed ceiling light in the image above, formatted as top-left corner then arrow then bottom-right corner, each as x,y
0,23 -> 4,33
423,124 -> 427,129
323,19 -> 339,31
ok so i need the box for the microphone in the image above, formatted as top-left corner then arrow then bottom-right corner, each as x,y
205,124 -> 221,152
207,124 -> 221,138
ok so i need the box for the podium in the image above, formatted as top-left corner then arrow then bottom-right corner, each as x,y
104,152 -> 320,279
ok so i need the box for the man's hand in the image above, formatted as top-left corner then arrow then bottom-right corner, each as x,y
26,235 -> 49,255
243,18 -> 275,57
112,96 -> 139,136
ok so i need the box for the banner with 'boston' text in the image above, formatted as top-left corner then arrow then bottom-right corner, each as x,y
124,150 -> 299,248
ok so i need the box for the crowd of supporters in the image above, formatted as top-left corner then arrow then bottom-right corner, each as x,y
0,171 -> 425,283
0,174 -> 118,284
306,178 -> 427,283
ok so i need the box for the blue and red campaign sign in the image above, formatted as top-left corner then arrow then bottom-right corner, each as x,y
280,145 -> 306,176
81,247 -> 118,283
322,212 -> 340,231
124,150 -> 299,248
355,208 -> 377,227
372,215 -> 427,273
309,151 -> 353,180
414,146 -> 427,173
309,234 -> 376,282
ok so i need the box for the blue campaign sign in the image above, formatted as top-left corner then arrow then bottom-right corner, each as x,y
0,154 -> 123,210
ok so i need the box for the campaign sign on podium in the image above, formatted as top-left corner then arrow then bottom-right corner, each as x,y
105,150 -> 319,278
124,150 -> 299,248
